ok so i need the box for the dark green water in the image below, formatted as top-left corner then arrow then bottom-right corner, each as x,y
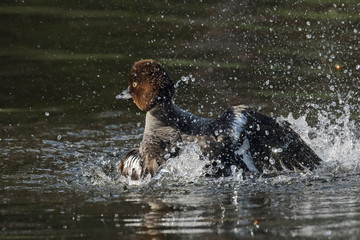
1,1 -> 360,239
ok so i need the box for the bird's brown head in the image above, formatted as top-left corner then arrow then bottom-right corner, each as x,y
117,60 -> 174,111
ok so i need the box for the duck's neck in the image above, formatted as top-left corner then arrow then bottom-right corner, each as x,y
144,101 -> 213,136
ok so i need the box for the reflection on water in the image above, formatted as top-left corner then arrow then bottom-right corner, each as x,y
1,0 -> 360,239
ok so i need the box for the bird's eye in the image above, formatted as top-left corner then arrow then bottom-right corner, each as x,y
132,82 -> 138,88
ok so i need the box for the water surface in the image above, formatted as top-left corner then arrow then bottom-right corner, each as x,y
1,0 -> 360,239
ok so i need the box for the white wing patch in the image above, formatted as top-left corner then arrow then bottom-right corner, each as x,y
231,110 -> 247,144
231,108 -> 258,172
234,138 -> 259,172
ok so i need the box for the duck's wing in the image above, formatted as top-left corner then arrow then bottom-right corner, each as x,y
117,148 -> 142,180
232,106 -> 322,173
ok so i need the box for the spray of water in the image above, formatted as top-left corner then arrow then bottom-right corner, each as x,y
284,103 -> 359,175
77,93 -> 358,191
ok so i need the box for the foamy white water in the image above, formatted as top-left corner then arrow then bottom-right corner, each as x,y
284,105 -> 359,175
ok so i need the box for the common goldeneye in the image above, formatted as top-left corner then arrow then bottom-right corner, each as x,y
116,59 -> 322,180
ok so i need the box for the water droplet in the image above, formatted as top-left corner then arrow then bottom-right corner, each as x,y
271,147 -> 283,154
308,131 -> 317,139
269,158 -> 275,165
57,135 -> 62,141
306,34 -> 312,39
45,112 -> 50,117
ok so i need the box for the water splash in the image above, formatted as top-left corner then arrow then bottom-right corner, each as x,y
174,74 -> 196,88
154,142 -> 208,183
283,103 -> 359,175
74,98 -> 358,191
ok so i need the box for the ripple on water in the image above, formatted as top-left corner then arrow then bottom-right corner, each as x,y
1,104 -> 359,239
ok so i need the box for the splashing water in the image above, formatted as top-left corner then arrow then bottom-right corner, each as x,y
76,99 -> 358,191
154,142 -> 208,182
174,74 -> 196,88
283,104 -> 359,175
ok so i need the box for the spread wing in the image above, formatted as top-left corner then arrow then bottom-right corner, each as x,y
240,109 -> 322,173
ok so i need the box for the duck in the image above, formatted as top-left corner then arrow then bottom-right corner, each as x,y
116,59 -> 322,180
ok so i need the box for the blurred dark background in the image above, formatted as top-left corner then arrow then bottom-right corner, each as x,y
0,0 -> 359,124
